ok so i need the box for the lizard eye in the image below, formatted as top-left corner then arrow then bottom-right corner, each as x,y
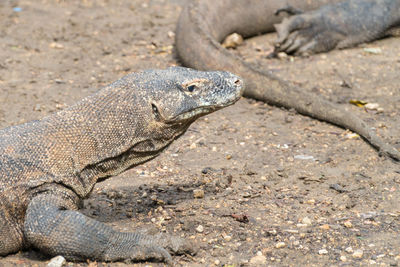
187,84 -> 196,92
182,79 -> 207,94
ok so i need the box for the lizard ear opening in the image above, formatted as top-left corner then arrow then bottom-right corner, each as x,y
151,103 -> 162,121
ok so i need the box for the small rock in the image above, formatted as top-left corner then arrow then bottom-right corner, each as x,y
49,42 -> 64,49
189,142 -> 197,149
340,255 -> 347,262
302,217 -> 312,225
34,104 -> 42,112
345,133 -> 360,139
223,234 -> 232,241
214,259 -> 220,265
364,102 -> 380,110
249,254 -> 267,265
345,247 -> 354,253
319,249 -> 328,255
196,225 -> 204,233
193,189 -> 205,199
275,241 -> 286,248
363,47 -> 382,54
320,224 -> 330,230
167,31 -> 175,38
47,256 -> 66,267
343,221 -> 353,228
222,33 -> 244,48
276,52 -> 288,59
352,249 -> 364,259
329,183 -> 348,193
305,199 -> 315,205
294,155 -> 315,161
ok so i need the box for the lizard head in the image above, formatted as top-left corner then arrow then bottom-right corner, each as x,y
116,66 -> 244,154
146,66 -> 244,125
89,66 -> 244,157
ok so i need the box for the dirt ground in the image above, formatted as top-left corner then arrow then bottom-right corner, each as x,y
1,0 -> 399,266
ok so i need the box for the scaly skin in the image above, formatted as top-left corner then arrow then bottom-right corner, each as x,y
175,0 -> 400,161
0,66 -> 243,263
274,0 -> 400,55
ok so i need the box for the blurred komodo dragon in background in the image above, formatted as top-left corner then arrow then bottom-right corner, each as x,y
175,0 -> 400,161
0,67 -> 243,264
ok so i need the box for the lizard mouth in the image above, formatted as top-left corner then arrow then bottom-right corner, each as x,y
169,106 -> 216,122
166,98 -> 239,123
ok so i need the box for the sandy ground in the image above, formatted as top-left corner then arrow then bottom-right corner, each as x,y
0,0 -> 399,266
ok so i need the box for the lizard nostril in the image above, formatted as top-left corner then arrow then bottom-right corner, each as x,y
233,78 -> 243,88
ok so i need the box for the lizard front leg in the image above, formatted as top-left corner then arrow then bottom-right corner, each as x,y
274,0 -> 400,55
24,194 -> 194,264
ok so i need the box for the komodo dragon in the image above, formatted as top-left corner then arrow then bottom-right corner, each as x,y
0,67 -> 243,263
175,0 -> 400,160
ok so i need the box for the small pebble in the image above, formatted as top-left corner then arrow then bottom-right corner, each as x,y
320,224 -> 330,230
49,42 -> 64,49
345,247 -> 354,253
345,133 -> 360,139
364,102 -> 380,110
277,52 -> 288,59
340,255 -> 347,262
223,234 -> 232,241
305,199 -> 316,205
222,33 -> 243,48
190,143 -> 197,149
294,155 -> 315,161
318,249 -> 328,255
167,31 -> 175,38
302,217 -> 312,225
249,254 -> 267,265
193,189 -> 205,199
352,249 -> 364,258
47,256 -> 66,267
343,221 -> 353,228
363,47 -> 382,54
214,259 -> 220,265
196,225 -> 204,233
275,242 -> 286,248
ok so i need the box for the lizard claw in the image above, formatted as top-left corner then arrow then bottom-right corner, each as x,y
121,244 -> 173,264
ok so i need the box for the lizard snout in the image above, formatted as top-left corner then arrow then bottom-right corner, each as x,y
228,75 -> 245,96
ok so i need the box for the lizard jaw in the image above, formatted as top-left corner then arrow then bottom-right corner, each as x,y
167,98 -> 239,123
